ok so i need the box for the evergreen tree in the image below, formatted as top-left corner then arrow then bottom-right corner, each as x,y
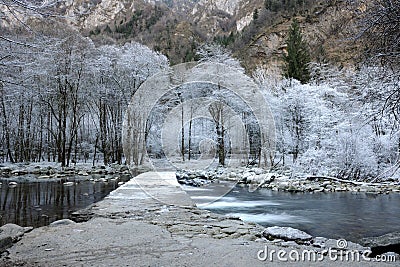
283,19 -> 311,84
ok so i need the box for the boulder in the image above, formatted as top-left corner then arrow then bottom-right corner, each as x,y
263,226 -> 313,243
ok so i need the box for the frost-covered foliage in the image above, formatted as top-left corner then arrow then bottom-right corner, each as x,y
0,31 -> 168,166
196,43 -> 244,71
255,66 -> 399,181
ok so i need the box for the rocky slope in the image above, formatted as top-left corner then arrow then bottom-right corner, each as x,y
66,0 -> 362,69
1,0 -> 363,69
56,0 -> 265,64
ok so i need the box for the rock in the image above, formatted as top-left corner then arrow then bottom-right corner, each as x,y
23,227 -> 33,233
236,228 -> 249,235
360,232 -> 400,256
213,233 -> 229,239
31,169 -> 42,175
0,224 -> 27,238
263,226 -> 313,243
0,223 -> 30,251
242,234 -> 257,241
360,184 -> 373,192
242,172 -> 254,180
198,170 -> 207,179
50,219 -> 77,227
220,227 -> 238,235
307,185 -> 323,192
287,184 -> 299,192
335,187 -> 347,192
8,182 -> 18,186
119,166 -> 129,172
325,185 -> 334,191
253,168 -> 263,175
229,172 -> 237,178
0,167 -> 12,173
277,181 -> 289,190
321,181 -> 331,187
312,236 -> 328,248
11,169 -> 27,175
0,236 -> 13,252
70,210 -> 94,223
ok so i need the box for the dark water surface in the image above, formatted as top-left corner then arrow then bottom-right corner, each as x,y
0,174 -> 132,227
185,182 -> 400,243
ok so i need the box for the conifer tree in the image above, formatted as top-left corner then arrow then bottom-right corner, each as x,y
283,19 -> 311,84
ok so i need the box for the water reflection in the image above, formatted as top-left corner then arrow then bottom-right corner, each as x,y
0,175 -> 132,228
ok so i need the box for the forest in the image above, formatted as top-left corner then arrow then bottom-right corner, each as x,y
0,23 -> 169,167
0,0 -> 399,182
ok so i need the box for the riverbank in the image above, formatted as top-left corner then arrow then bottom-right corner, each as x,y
0,162 -> 152,179
176,167 -> 400,194
2,162 -> 398,194
1,172 -> 394,266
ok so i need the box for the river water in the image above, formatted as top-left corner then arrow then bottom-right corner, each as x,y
2,175 -> 400,243
184,181 -> 400,243
0,174 -> 132,227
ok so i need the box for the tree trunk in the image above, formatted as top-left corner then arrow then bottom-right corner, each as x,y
0,83 -> 14,163
188,116 -> 192,161
181,104 -> 185,161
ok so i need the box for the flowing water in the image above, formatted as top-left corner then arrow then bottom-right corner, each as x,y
184,181 -> 400,243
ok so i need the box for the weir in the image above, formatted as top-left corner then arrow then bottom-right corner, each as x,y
94,172 -> 195,214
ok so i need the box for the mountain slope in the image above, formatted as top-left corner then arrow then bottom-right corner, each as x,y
1,0 -> 364,69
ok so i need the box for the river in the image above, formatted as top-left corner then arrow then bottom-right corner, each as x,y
2,175 -> 400,244
184,181 -> 400,243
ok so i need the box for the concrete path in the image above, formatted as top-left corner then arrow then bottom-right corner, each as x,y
4,172 -> 394,266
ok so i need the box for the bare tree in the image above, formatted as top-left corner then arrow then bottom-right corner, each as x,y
349,0 -> 400,123
350,0 -> 400,67
208,101 -> 226,166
